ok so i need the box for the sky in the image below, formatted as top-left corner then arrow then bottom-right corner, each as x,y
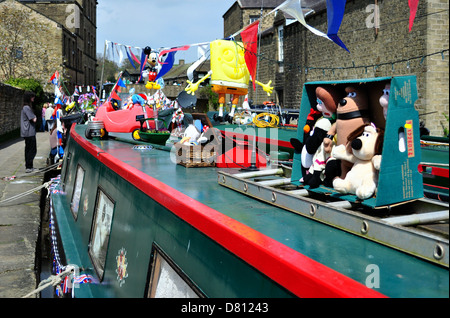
97,0 -> 237,65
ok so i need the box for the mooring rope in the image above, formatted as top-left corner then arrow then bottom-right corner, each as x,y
1,162 -> 61,181
22,265 -> 75,298
0,181 -> 54,206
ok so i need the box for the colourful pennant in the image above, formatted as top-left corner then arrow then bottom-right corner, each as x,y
159,45 -> 190,60
326,0 -> 349,52
138,50 -> 148,82
156,51 -> 176,80
241,21 -> 259,89
273,0 -> 349,51
125,48 -> 136,69
408,0 -> 420,32
49,71 -> 59,84
117,78 -> 126,88
128,47 -> 141,65
111,90 -> 121,101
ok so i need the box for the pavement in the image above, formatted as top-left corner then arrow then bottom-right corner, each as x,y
0,131 -> 51,298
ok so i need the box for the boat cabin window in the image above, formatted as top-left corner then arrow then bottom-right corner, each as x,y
70,164 -> 85,220
61,151 -> 71,191
146,245 -> 203,298
89,188 -> 115,280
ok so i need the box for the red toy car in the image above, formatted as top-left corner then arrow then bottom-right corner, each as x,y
85,100 -> 156,140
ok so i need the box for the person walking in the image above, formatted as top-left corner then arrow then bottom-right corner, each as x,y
45,103 -> 54,131
41,103 -> 47,132
20,91 -> 37,173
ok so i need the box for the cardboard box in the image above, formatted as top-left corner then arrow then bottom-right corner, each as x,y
291,76 -> 423,208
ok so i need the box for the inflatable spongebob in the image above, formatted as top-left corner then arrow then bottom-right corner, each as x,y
185,40 -> 273,121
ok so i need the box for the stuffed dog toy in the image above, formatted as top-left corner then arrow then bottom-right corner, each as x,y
323,86 -> 370,182
332,123 -> 384,200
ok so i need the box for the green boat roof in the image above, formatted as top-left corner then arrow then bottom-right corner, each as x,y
74,124 -> 448,298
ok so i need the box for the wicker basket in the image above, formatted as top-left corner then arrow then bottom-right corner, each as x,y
174,143 -> 217,168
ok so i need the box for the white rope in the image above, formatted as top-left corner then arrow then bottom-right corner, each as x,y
0,181 -> 53,206
1,162 -> 61,181
22,265 -> 75,298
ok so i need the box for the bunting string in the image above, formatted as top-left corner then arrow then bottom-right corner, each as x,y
101,1 -> 446,79
264,48 -> 449,75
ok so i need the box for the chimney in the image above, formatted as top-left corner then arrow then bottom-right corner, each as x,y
179,59 -> 185,65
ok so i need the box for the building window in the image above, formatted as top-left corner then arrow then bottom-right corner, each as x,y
89,188 -> 115,280
15,47 -> 23,60
277,25 -> 284,62
249,15 -> 259,24
277,26 -> 284,73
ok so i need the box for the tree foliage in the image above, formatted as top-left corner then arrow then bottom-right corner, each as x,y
96,53 -> 120,83
198,84 -> 219,111
0,1 -> 61,84
5,77 -> 45,106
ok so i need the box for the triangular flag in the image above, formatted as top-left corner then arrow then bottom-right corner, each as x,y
158,45 -> 190,58
241,21 -> 259,89
156,51 -> 176,80
110,90 -> 121,101
138,50 -> 148,82
49,71 -> 59,84
408,0 -> 420,32
126,47 -> 136,69
156,46 -> 190,80
326,0 -> 349,52
273,0 -> 348,51
111,42 -> 115,61
117,78 -> 126,88
129,47 -> 141,65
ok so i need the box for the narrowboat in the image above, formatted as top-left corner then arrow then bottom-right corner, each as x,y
46,75 -> 448,298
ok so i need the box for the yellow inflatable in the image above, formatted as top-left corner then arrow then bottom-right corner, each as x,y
185,40 -> 273,120
65,101 -> 76,112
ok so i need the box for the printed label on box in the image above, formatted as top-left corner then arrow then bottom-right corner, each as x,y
405,119 -> 415,158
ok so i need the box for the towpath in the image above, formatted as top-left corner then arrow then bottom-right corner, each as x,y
0,131 -> 50,298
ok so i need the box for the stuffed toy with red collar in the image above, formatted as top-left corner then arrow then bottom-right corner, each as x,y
323,86 -> 370,183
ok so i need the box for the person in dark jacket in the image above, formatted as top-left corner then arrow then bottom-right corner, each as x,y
20,91 -> 37,173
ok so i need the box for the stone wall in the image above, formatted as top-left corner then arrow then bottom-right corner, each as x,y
0,83 -> 23,137
0,0 -> 63,90
251,0 -> 449,135
26,0 -> 98,91
424,0 -> 449,135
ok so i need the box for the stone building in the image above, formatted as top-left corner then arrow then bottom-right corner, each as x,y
223,0 -> 449,136
223,0 -> 287,37
0,0 -> 97,140
0,0 -> 97,93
